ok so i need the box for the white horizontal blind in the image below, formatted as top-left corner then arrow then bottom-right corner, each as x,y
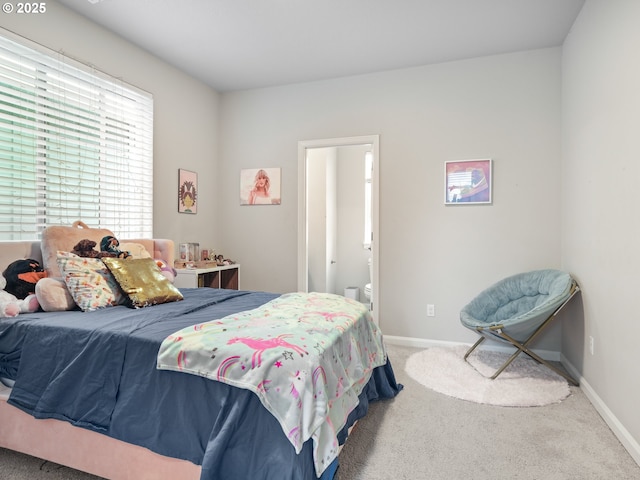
0,32 -> 153,240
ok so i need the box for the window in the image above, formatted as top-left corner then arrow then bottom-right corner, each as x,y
364,151 -> 373,248
0,31 -> 153,241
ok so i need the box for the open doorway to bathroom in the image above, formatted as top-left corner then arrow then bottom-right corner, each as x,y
297,135 -> 380,324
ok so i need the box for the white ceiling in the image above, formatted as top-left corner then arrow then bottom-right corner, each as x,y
57,0 -> 585,92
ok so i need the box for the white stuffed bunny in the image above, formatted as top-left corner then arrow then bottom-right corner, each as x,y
0,273 -> 39,318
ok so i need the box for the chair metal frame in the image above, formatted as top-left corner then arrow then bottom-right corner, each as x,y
463,281 -> 580,386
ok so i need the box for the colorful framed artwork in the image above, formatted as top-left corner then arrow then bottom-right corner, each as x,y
240,167 -> 281,205
178,169 -> 198,214
444,159 -> 492,205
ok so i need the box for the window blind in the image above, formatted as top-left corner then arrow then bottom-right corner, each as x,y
0,31 -> 153,241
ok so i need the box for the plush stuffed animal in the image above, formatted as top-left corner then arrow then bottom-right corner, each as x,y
71,239 -> 103,258
100,236 -> 130,258
0,273 -> 39,318
155,259 -> 176,283
2,259 -> 47,299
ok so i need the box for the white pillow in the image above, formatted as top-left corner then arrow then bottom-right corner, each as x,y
119,242 -> 151,259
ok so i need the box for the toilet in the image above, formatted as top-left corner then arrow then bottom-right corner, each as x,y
364,257 -> 372,307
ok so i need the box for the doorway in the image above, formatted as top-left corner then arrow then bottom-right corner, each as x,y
297,135 -> 380,322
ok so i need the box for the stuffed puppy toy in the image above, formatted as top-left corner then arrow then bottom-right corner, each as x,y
71,239 -> 101,257
2,259 -> 47,300
72,239 -> 112,258
0,272 -> 39,318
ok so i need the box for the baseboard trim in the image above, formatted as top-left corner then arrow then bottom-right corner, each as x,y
561,354 -> 640,467
383,335 -> 640,469
383,335 -> 561,361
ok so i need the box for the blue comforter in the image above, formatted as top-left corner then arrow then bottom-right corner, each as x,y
0,288 -> 402,480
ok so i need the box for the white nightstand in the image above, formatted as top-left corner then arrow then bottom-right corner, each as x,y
174,264 -> 240,290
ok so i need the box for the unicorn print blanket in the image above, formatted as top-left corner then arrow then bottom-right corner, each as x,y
156,292 -> 387,477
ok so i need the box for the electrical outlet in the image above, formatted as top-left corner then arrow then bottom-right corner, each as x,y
427,304 -> 435,317
589,336 -> 594,355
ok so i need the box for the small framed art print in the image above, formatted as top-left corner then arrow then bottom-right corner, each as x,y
178,169 -> 198,214
444,159 -> 492,205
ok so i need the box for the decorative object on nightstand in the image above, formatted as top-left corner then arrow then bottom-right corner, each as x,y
174,252 -> 235,270
214,254 -> 235,266
179,243 -> 199,263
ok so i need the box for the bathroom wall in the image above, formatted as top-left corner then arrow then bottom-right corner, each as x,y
336,145 -> 371,302
306,148 -> 334,293
305,145 -> 370,302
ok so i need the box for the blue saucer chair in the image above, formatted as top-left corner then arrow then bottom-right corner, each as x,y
460,269 -> 580,385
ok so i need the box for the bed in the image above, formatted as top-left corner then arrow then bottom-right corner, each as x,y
0,233 -> 401,480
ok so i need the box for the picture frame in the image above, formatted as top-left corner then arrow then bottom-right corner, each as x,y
444,159 -> 492,205
240,167 -> 281,205
178,169 -> 198,214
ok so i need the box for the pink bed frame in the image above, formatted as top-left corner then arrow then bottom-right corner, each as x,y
0,385 -> 200,479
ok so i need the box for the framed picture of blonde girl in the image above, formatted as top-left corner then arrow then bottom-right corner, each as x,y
240,167 -> 282,205
444,159 -> 492,205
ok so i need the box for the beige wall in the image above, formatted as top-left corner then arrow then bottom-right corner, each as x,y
218,48 -> 563,349
562,0 -> 640,463
1,0 -> 221,255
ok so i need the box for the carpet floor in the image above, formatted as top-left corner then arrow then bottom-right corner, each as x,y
1,343 -> 639,479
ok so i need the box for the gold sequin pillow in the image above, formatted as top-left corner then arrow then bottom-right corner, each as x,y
57,252 -> 125,311
102,257 -> 183,308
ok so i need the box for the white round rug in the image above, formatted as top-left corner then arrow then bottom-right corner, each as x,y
405,345 -> 570,407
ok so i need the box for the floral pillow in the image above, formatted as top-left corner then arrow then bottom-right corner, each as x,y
57,252 -> 124,311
